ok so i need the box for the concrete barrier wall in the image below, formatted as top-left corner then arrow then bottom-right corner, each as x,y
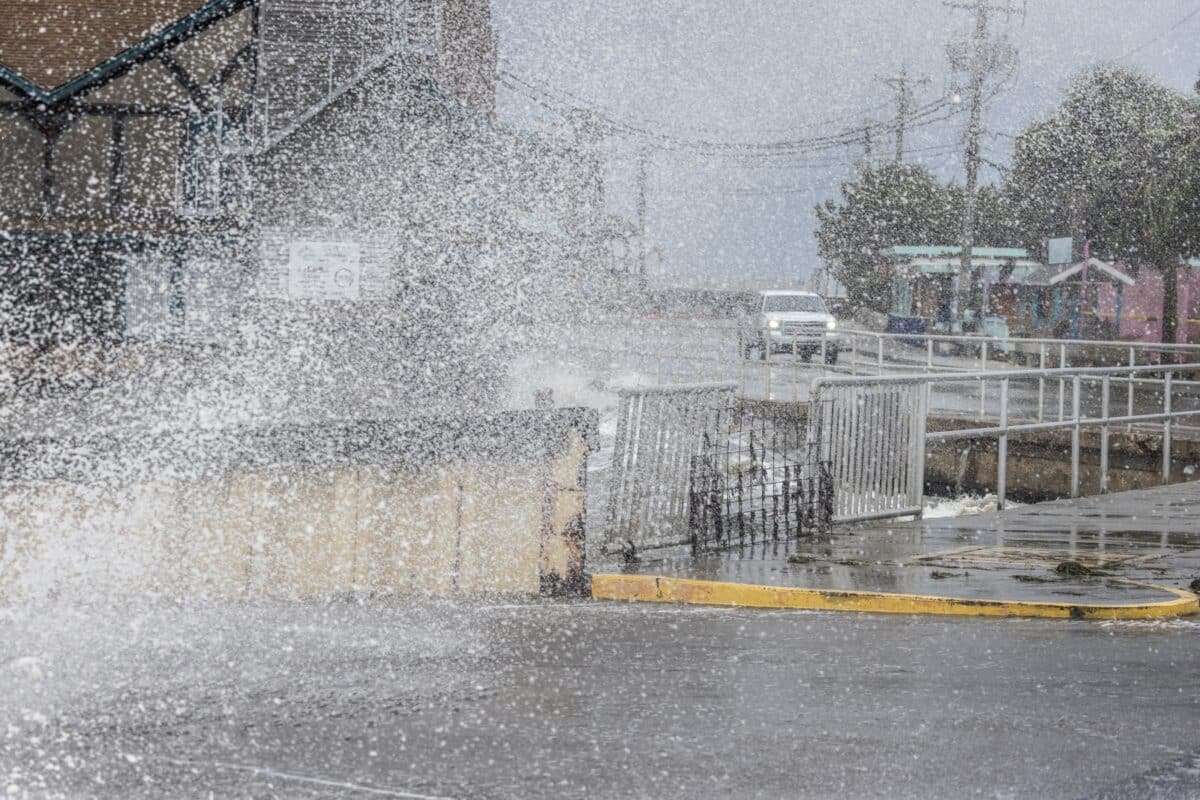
0,411 -> 596,602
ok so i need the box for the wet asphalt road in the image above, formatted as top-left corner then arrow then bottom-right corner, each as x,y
3,598 -> 1198,799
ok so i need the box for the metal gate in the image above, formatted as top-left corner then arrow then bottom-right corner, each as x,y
688,402 -> 833,550
602,384 -> 833,560
602,383 -> 736,557
809,378 -> 928,523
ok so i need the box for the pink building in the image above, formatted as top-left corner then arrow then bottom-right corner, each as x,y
1097,264 -> 1200,343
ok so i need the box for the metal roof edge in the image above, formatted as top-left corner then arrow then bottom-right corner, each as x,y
0,0 -> 252,104
0,66 -> 50,102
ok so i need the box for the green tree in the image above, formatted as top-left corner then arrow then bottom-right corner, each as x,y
815,164 -> 957,313
1005,66 -> 1200,342
814,163 -> 1017,314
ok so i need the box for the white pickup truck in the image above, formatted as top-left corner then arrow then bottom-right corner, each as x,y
742,290 -> 840,363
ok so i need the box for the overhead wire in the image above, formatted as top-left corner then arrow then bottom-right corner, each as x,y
498,57 -> 1015,200
497,67 -> 960,157
496,57 -> 901,138
651,144 -> 968,198
1115,4 -> 1200,61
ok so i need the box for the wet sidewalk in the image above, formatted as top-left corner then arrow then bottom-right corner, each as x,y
593,482 -> 1200,617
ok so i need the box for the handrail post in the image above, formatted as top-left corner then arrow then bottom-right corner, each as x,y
1037,344 -> 1046,423
765,341 -> 772,399
792,333 -> 799,403
820,332 -> 827,371
1127,346 -> 1135,433
998,377 -> 1009,510
1100,375 -> 1111,495
980,342 -> 988,420
877,335 -> 884,375
914,377 -> 929,517
1070,375 -> 1081,498
1058,343 -> 1067,422
851,332 -> 858,376
926,338 -> 936,412
737,332 -> 746,397
1163,370 -> 1173,485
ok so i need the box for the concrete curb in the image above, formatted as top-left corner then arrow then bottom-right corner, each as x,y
591,574 -> 1200,620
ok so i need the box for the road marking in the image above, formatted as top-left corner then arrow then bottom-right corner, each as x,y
591,574 -> 1200,620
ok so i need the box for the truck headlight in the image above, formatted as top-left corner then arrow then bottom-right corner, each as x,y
826,320 -> 837,330
767,320 -> 781,330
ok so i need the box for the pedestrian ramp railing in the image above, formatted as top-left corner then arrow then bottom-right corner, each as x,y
560,320 -> 1200,408
812,362 -> 1200,524
809,379 -> 928,524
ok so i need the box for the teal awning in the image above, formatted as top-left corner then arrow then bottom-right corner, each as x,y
906,258 -> 1042,276
883,245 -> 1031,259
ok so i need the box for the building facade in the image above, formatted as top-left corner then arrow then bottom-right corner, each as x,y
0,0 -> 608,416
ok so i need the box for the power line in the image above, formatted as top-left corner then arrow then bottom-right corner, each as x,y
497,68 -> 959,157
1115,4 -> 1200,61
499,70 -> 874,153
650,144 -> 969,197
496,56 -> 902,139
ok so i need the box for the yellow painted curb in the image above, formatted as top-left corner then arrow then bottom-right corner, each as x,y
591,574 -> 1200,620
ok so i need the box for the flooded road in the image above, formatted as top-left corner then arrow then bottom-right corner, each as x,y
4,596 -> 1198,799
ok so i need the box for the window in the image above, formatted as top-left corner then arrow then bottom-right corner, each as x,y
762,294 -> 827,314
179,113 -> 224,217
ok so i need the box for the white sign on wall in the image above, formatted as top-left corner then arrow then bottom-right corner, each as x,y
1047,237 -> 1074,265
287,240 -> 361,301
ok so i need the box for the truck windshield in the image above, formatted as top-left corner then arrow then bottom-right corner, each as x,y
763,295 -> 827,313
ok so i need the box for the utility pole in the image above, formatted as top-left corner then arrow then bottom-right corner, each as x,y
944,0 -> 1023,326
636,146 -> 649,276
880,65 -> 930,163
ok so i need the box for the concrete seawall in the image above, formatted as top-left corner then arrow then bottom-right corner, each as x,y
0,410 -> 597,602
925,417 -> 1200,501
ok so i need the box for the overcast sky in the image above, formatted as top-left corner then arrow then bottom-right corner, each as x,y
492,1 -> 1200,287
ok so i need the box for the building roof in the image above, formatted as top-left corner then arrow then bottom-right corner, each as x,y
0,0 -> 244,103
1019,258 -> 1135,288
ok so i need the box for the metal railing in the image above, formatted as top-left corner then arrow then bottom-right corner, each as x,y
809,377 -> 928,523
811,363 -> 1200,521
603,382 -> 736,557
837,329 -> 1200,424
557,320 -> 1200,409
